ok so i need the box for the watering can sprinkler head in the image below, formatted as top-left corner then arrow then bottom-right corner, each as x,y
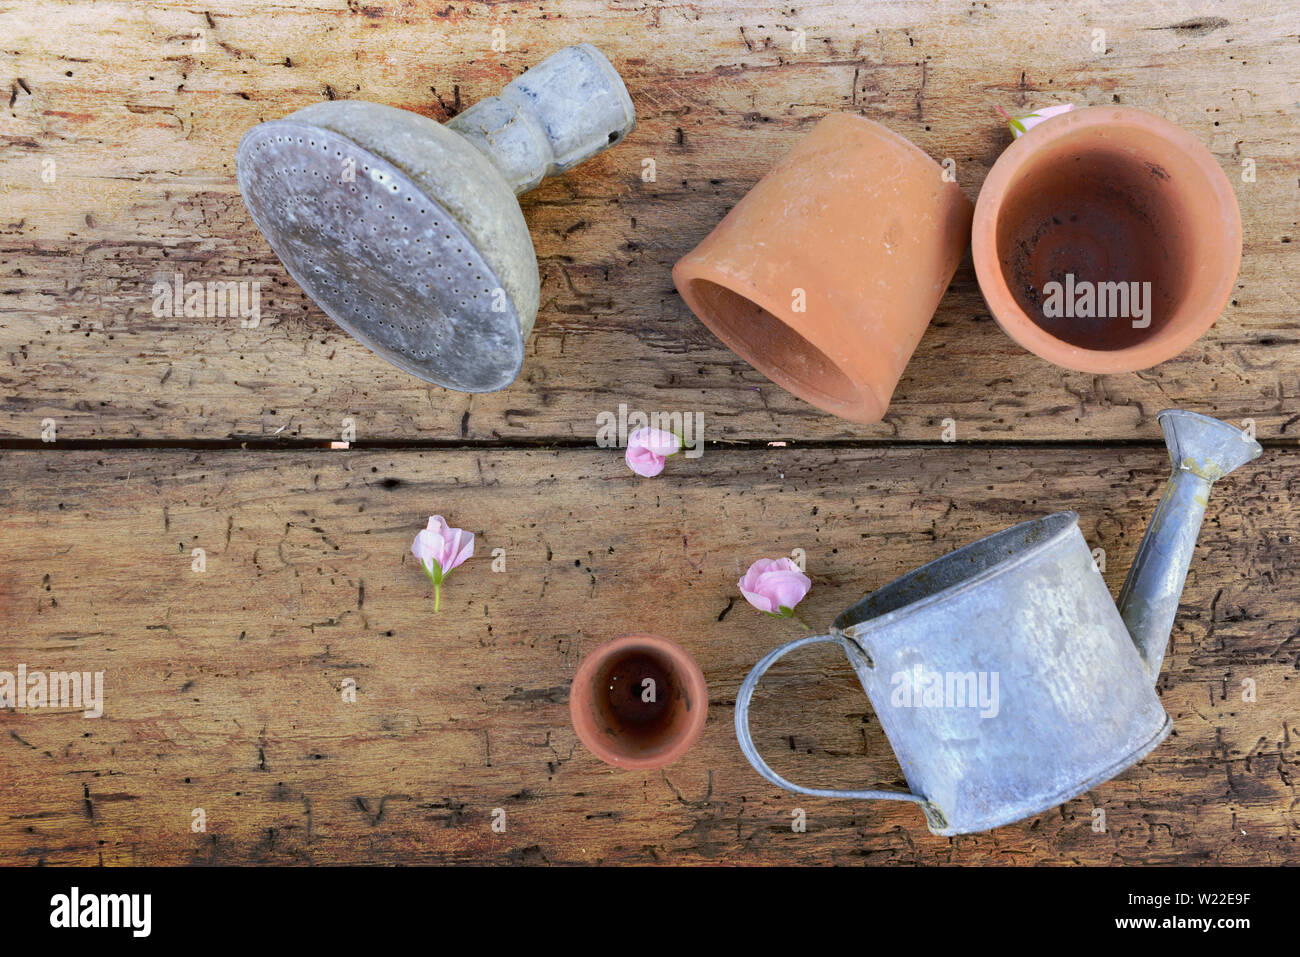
1118,410 -> 1262,682
235,44 -> 635,392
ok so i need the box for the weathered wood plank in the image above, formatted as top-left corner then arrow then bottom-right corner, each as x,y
1,446 -> 1294,864
0,1 -> 1296,441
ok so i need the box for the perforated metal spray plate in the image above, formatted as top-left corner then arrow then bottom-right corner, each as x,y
236,120 -> 524,392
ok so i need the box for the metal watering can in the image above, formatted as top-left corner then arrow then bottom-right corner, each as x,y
735,410 -> 1261,835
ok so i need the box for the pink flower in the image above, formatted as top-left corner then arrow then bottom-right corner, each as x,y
739,558 -> 812,617
625,427 -> 681,477
412,515 -> 474,611
1000,103 -> 1074,139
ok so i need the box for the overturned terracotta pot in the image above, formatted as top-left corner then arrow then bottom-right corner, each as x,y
972,106 -> 1241,372
673,113 -> 973,424
569,633 -> 707,770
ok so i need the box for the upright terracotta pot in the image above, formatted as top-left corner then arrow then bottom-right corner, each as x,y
569,634 -> 707,770
673,113 -> 973,424
972,106 -> 1241,372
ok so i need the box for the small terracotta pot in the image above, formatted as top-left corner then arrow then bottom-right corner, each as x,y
569,634 -> 707,770
673,113 -> 973,424
972,106 -> 1241,372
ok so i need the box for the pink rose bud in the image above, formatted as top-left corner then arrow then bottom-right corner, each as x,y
625,427 -> 682,478
738,558 -> 812,617
412,515 -> 474,612
1001,103 -> 1074,139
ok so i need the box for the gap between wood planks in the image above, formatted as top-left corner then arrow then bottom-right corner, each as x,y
0,437 -> 1294,452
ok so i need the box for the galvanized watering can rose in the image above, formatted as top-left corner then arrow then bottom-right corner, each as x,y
735,410 -> 1261,835
236,44 -> 635,392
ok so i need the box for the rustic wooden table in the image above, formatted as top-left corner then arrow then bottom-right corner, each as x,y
1,0 -> 1296,865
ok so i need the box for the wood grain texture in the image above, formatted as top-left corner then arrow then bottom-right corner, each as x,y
1,446 -> 1295,865
2,0 -> 1297,869
0,0 -> 1297,442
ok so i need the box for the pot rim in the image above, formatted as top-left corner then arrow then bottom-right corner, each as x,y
672,260 -> 888,423
837,511 -> 1081,642
568,633 -> 708,770
971,105 -> 1242,373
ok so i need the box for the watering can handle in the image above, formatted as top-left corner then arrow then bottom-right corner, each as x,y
735,633 -> 944,826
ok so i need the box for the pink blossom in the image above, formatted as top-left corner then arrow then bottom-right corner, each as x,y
738,558 -> 812,616
625,427 -> 681,477
412,515 -> 474,611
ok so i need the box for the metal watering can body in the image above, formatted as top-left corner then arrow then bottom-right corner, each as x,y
736,411 -> 1262,835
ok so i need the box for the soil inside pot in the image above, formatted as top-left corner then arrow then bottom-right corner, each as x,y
995,146 -> 1193,351
591,650 -> 686,752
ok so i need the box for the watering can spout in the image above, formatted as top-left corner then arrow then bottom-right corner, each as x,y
1118,410 -> 1261,683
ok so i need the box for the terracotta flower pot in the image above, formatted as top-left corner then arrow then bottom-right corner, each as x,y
972,106 -> 1241,372
569,633 -> 707,770
673,113 -> 973,424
